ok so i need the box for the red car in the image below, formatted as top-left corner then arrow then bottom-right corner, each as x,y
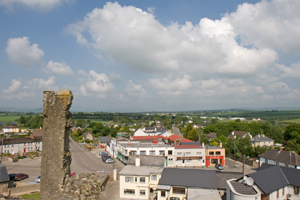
15,173 -> 29,181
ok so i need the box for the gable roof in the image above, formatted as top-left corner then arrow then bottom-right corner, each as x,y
168,134 -> 183,141
259,149 -> 300,166
250,134 -> 274,142
32,129 -> 43,136
83,131 -> 92,137
227,131 -> 251,139
180,138 -> 194,143
207,132 -> 217,138
127,155 -> 164,167
158,168 -> 217,189
99,136 -> 111,143
247,163 -> 300,194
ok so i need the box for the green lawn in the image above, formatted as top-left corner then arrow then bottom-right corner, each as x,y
19,193 -> 40,200
0,115 -> 20,122
279,118 -> 300,124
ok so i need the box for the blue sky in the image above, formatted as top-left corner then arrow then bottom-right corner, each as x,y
1,0 -> 300,112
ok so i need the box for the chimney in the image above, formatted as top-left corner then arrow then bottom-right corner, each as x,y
219,142 -> 222,148
202,142 -> 205,148
135,155 -> 140,167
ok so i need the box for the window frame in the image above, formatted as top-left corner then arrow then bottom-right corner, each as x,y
124,189 -> 135,195
125,177 -> 134,183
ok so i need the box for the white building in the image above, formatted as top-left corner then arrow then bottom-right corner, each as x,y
167,145 -> 206,167
0,136 -> 42,155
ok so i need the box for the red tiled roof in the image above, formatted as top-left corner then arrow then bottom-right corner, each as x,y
180,138 -> 193,142
174,145 -> 202,149
168,135 -> 183,141
131,135 -> 167,140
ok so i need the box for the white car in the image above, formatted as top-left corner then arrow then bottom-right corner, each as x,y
35,176 -> 41,183
105,158 -> 114,164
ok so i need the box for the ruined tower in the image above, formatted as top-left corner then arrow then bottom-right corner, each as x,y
40,90 -> 73,199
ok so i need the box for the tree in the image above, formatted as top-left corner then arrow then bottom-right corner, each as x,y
283,124 -> 300,141
186,129 -> 198,141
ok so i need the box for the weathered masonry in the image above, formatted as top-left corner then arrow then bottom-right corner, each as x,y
40,90 -> 73,200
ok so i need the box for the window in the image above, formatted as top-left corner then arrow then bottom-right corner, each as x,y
151,175 -> 157,181
135,177 -> 137,183
124,189 -> 135,195
277,189 -> 279,198
216,151 -> 221,155
209,151 -> 214,155
168,158 -> 173,164
173,187 -> 185,194
161,191 -> 166,197
131,151 -> 137,155
177,152 -> 182,156
294,186 -> 299,194
159,151 -> 165,155
197,152 -> 202,156
186,152 -> 191,156
168,150 -> 173,155
186,160 -> 191,162
150,150 -> 155,155
282,187 -> 284,196
140,177 -> 145,183
140,190 -> 146,196
140,151 -> 146,155
125,177 -> 134,182
125,150 -> 128,154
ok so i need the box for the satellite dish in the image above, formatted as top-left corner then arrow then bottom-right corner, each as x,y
245,177 -> 254,186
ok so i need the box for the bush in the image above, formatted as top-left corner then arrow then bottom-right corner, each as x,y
12,158 -> 18,162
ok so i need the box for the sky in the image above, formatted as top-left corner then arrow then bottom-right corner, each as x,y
0,0 -> 300,112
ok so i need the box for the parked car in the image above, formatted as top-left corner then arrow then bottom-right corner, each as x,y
15,173 -> 29,181
105,158 -> 114,164
8,173 -> 17,181
99,152 -> 108,157
102,156 -> 111,162
35,176 -> 41,183
215,164 -> 224,170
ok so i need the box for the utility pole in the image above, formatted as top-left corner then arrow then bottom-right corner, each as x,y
242,154 -> 245,176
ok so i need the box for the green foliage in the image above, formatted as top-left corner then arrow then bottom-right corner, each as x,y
19,193 -> 40,200
186,129 -> 198,141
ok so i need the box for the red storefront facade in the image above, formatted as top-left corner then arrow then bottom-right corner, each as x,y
206,156 -> 225,167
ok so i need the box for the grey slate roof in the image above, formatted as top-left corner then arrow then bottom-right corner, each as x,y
229,180 -> 257,195
99,136 -> 111,144
250,134 -> 274,142
259,149 -> 300,166
181,142 -> 200,146
158,168 -> 217,189
119,165 -> 163,176
207,132 -> 217,139
0,165 -> 9,182
215,171 -> 243,189
247,163 -> 300,194
127,155 -> 164,167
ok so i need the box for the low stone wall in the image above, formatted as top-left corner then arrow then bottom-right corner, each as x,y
59,173 -> 111,200
9,183 -> 40,196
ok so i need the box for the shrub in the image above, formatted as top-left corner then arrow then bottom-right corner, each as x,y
12,158 -> 18,162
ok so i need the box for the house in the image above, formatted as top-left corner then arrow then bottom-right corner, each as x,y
115,140 -> 174,165
227,163 -> 300,200
204,143 -> 226,167
250,134 -> 274,148
2,125 -> 20,134
227,131 -> 252,139
82,131 -> 93,140
0,136 -> 42,154
166,145 -> 205,167
99,136 -> 111,145
127,155 -> 165,167
207,132 -> 217,140
259,149 -> 300,169
166,134 -> 183,145
119,156 -> 163,200
157,168 -> 242,200
130,135 -> 167,143
31,129 -> 43,138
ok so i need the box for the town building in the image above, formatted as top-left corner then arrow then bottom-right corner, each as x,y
2,125 -> 20,134
205,144 -> 226,167
227,131 -> 252,139
250,134 -> 274,148
0,136 -> 42,154
259,149 -> 300,169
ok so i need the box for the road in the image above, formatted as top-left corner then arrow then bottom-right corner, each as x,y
5,138 -> 125,185
172,125 -> 182,136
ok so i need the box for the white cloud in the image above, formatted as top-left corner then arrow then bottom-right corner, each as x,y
3,79 -> 21,93
277,62 -> 300,78
43,61 -> 74,76
124,80 -> 148,97
66,2 -> 278,79
78,70 -> 115,96
6,37 -> 44,67
227,0 -> 300,54
28,76 -> 56,89
149,75 -> 192,95
0,0 -> 69,11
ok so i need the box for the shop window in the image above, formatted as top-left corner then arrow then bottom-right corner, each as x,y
124,189 -> 135,195
140,151 -> 146,155
173,187 -> 185,194
132,151 -> 137,155
150,151 -> 155,155
159,151 -> 165,155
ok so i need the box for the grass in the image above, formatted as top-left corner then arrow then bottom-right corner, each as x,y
278,118 -> 300,124
19,192 -> 40,200
0,115 -> 20,122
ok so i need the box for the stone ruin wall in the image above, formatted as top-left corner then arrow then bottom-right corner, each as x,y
40,90 -> 73,200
